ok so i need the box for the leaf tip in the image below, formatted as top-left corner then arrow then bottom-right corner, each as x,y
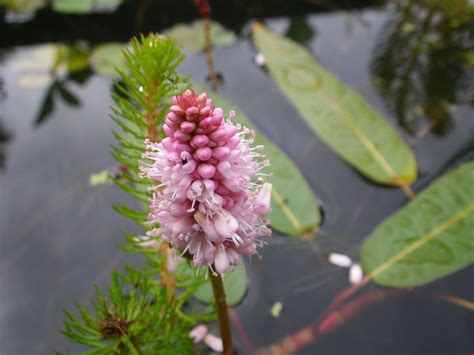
251,21 -> 263,32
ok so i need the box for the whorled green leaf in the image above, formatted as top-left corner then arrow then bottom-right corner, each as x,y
193,264 -> 248,306
252,24 -> 418,187
193,84 -> 320,236
90,43 -> 127,76
167,20 -> 236,52
361,161 -> 474,287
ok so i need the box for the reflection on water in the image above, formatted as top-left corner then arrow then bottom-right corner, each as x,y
0,4 -> 474,355
0,118 -> 11,171
371,1 -> 474,136
0,70 -> 10,171
285,16 -> 316,45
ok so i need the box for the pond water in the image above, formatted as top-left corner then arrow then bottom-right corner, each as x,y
1,2 -> 473,354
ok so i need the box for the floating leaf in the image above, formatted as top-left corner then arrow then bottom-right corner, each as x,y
167,20 -> 236,52
18,73 -> 53,89
90,43 -> 126,76
252,24 -> 418,186
56,45 -> 89,73
89,170 -> 111,186
193,84 -> 320,236
52,0 -> 122,13
3,0 -> 46,12
9,45 -> 56,72
52,0 -> 94,13
9,44 -> 88,75
194,265 -> 248,306
361,161 -> 474,287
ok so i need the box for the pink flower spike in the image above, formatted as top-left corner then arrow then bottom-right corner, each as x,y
140,89 -> 272,274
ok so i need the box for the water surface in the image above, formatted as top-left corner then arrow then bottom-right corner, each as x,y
1,4 -> 473,354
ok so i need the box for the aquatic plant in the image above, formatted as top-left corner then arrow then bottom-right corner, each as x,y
61,33 -> 271,355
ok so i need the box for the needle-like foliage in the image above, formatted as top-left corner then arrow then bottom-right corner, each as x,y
62,271 -> 195,355
61,34 -> 212,354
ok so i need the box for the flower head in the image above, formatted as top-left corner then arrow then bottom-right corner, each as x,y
140,89 -> 272,274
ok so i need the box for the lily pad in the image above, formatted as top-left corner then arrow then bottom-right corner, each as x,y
90,43 -> 126,77
167,20 -> 236,52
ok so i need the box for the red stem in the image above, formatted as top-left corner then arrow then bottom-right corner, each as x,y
210,272 -> 234,355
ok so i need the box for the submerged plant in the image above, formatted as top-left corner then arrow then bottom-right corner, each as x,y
62,33 -> 272,354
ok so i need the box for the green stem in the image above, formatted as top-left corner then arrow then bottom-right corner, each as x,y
210,272 -> 233,355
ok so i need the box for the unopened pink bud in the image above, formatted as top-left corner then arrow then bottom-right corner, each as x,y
173,130 -> 191,142
165,118 -> 179,129
210,129 -> 226,142
195,147 -> 212,161
212,147 -> 230,161
191,134 -> 209,148
198,163 -> 216,179
170,105 -> 185,116
180,89 -> 195,107
223,124 -> 238,140
210,114 -> 223,126
175,143 -> 192,153
180,121 -> 196,133
163,124 -> 174,137
199,117 -> 212,130
195,93 -> 208,106
186,106 -> 199,121
166,112 -> 180,122
226,136 -> 240,149
200,106 -> 211,116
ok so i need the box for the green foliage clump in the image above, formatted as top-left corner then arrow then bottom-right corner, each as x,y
62,271 -> 195,355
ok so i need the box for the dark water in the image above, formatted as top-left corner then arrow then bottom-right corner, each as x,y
1,4 -> 474,355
